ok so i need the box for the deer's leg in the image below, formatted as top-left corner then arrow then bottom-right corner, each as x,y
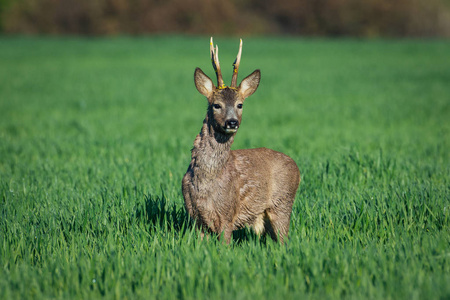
224,227 -> 233,244
266,208 -> 291,244
266,186 -> 296,243
198,222 -> 212,241
218,224 -> 233,244
252,213 -> 266,236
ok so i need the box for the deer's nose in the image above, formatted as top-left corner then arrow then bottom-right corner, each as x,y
225,119 -> 239,129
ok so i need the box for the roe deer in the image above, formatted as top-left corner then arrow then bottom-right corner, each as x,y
182,38 -> 300,244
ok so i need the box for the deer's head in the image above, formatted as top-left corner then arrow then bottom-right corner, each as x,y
194,38 -> 261,135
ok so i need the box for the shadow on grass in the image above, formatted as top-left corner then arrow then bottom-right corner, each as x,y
232,227 -> 271,246
135,191 -> 191,233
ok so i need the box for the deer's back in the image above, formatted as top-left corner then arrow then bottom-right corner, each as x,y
231,147 -> 300,206
232,147 -> 300,184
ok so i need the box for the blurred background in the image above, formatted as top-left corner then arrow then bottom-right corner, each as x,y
1,0 -> 450,37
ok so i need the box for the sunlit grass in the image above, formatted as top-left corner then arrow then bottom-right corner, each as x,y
0,36 -> 449,299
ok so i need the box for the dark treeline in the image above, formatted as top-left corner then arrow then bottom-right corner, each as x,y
1,0 -> 450,37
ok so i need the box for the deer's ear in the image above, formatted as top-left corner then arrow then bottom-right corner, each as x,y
239,70 -> 261,99
194,68 -> 214,98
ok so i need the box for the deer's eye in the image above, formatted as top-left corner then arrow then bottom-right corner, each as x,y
213,104 -> 221,109
237,103 -> 243,109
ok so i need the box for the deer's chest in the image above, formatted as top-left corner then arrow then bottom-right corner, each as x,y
187,168 -> 238,224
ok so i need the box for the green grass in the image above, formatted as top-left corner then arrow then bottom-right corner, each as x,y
0,36 -> 449,300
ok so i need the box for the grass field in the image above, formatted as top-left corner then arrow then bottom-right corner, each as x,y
0,36 -> 449,299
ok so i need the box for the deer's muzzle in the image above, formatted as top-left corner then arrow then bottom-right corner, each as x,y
224,119 -> 239,133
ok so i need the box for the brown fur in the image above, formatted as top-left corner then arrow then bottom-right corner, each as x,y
182,68 -> 300,244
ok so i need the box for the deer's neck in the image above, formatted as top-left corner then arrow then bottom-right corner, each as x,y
190,115 -> 234,176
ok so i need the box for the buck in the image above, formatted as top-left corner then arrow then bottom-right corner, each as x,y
182,38 -> 300,244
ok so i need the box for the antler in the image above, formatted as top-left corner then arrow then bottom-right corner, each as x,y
230,39 -> 242,88
210,37 -> 243,89
210,37 -> 224,88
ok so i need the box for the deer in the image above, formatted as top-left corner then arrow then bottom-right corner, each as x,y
182,38 -> 300,244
